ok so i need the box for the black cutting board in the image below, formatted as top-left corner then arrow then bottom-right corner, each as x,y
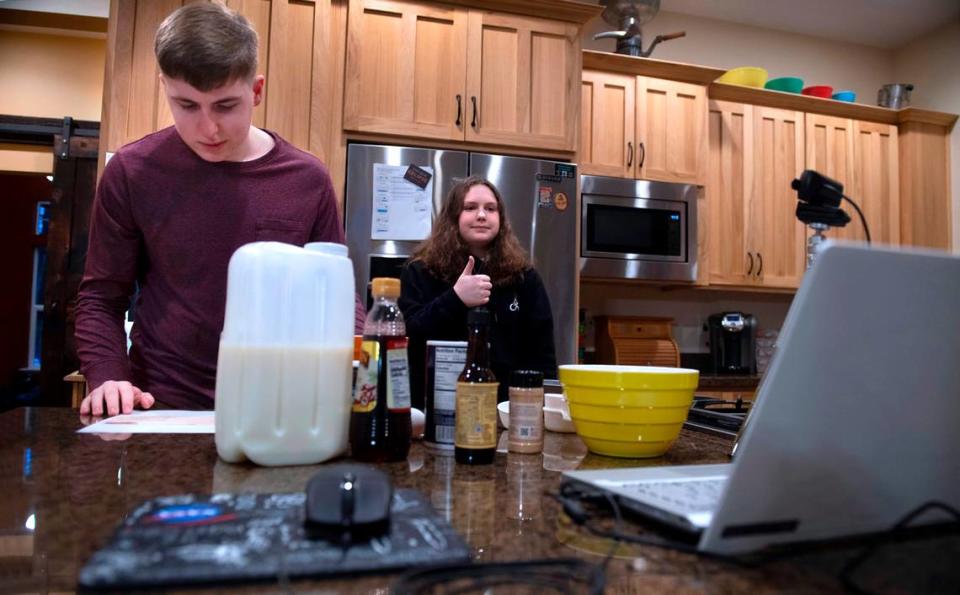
79,489 -> 470,589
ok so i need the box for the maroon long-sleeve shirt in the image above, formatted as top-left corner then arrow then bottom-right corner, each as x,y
75,127 -> 363,409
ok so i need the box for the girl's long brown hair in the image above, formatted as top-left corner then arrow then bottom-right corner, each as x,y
411,176 -> 529,286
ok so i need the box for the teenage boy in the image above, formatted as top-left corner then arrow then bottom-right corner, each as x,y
75,3 -> 361,416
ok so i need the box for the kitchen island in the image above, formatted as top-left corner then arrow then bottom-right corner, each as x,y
1,407 -> 956,593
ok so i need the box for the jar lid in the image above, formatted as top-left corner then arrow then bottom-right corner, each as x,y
511,370 -> 543,388
371,277 -> 400,298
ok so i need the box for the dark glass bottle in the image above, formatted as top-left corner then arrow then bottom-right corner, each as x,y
350,277 -> 412,462
454,308 -> 498,465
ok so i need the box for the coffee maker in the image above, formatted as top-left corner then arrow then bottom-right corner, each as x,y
707,312 -> 757,374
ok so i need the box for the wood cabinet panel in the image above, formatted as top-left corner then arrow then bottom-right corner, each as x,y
637,77 -> 705,184
579,70 -> 634,177
465,11 -> 577,150
899,121 -> 952,249
228,0 -> 273,129
853,121 -> 899,245
751,106 -> 805,289
707,100 -> 753,286
344,1 -> 578,150
127,0 -> 180,143
344,0 -> 467,140
265,0 -> 316,150
579,72 -> 706,182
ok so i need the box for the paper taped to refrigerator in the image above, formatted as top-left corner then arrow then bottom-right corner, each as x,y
371,163 -> 433,240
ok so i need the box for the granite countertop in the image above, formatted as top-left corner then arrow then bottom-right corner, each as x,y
1,407 -> 956,593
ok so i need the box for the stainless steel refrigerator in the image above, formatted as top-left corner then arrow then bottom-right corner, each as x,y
344,142 -> 578,367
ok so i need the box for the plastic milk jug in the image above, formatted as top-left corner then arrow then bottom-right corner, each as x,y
215,242 -> 355,466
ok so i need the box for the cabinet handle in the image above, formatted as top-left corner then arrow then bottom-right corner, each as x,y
638,141 -> 646,168
471,96 -> 478,129
626,141 -> 633,167
756,252 -> 763,277
455,94 -> 462,127
746,252 -> 754,276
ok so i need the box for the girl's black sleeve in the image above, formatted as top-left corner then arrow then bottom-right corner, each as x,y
399,261 -> 467,338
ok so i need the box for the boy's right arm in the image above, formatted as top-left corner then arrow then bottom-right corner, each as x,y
74,155 -> 153,415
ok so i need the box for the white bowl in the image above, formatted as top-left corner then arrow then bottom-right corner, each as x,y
545,391 -> 566,410
544,406 -> 576,433
497,401 -> 510,429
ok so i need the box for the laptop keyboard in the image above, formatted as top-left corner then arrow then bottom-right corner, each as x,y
617,478 -> 726,514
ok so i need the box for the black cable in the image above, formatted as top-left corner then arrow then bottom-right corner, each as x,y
553,484 -> 748,567
842,194 -> 871,244
838,501 -> 960,594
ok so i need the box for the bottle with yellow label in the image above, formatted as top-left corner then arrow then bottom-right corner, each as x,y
455,308 -> 498,465
350,277 -> 412,462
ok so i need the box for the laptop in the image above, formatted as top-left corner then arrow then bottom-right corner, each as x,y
563,243 -> 960,555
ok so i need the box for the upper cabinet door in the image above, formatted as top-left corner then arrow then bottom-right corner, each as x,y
579,70 -> 636,177
751,106 -> 806,289
706,100 -> 755,287
806,114 -> 867,244
853,121 -> 900,246
636,77 -> 706,185
465,11 -> 579,151
343,0 -> 467,140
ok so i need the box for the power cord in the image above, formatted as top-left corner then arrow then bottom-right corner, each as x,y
842,194 -> 871,244
838,501 -> 960,594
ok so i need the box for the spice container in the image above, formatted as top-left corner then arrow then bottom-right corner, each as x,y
508,370 -> 544,454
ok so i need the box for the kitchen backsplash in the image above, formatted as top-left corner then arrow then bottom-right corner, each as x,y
578,283 -> 793,354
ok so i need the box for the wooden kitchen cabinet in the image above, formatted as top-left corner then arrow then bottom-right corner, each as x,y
852,121 -> 900,244
579,70 -> 635,177
579,71 -> 706,184
707,101 -> 805,289
751,106 -> 806,288
806,115 -> 900,245
898,114 -> 953,250
636,76 -> 706,184
343,0 -> 467,141
344,0 -> 580,151
706,100 -> 754,286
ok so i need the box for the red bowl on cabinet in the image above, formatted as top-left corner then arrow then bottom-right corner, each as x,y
802,85 -> 833,98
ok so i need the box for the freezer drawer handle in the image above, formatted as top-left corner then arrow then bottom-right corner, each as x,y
471,96 -> 478,129
455,94 -> 462,127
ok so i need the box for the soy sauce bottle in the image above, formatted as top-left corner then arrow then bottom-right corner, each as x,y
350,277 -> 412,462
454,308 -> 498,465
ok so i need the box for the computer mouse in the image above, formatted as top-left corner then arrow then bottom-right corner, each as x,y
304,464 -> 392,543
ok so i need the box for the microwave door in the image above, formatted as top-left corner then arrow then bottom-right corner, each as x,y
582,196 -> 687,262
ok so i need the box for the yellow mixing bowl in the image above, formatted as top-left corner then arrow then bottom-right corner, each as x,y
717,66 -> 768,88
558,365 -> 699,458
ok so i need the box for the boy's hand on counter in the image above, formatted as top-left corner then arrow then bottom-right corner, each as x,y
80,380 -> 155,417
454,256 -> 492,307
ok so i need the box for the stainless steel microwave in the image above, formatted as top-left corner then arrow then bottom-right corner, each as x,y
580,175 -> 699,281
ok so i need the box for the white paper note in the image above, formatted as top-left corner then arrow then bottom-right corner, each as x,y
371,163 -> 433,240
77,410 -> 214,434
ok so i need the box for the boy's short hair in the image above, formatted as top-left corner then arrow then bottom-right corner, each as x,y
155,3 -> 258,91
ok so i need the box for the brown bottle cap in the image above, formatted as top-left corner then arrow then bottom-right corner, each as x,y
371,277 -> 400,298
